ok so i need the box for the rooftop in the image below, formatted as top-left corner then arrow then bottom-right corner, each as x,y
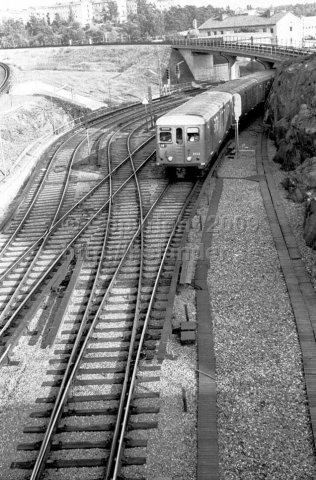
199,12 -> 289,30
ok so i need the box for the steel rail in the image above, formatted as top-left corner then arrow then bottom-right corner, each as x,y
103,112 -> 147,479
29,103 -> 116,480
0,101 -> 151,259
0,131 -> 96,323
0,150 -> 155,342
0,96 -> 178,276
0,97 -> 186,362
29,181 -> 170,480
0,62 -> 10,94
0,127 -> 156,286
0,133 -> 77,257
109,180 -> 201,480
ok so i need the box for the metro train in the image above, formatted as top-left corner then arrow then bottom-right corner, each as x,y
156,70 -> 275,171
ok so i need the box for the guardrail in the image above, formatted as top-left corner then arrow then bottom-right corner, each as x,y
171,38 -> 314,59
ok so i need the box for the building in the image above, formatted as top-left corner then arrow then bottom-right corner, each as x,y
198,11 -> 303,46
0,0 -> 138,26
33,0 -> 94,25
302,16 -> 316,39
155,0 -> 176,11
0,8 -> 31,24
92,0 -> 131,23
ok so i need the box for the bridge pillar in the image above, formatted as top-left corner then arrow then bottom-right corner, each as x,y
176,49 -> 214,81
219,53 -> 239,80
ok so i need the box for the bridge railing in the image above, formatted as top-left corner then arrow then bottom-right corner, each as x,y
171,37 -> 314,58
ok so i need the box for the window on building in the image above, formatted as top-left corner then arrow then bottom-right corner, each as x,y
263,28 -> 267,32
221,30 -> 224,34
214,31 -> 217,35
208,31 -> 211,36
290,26 -> 293,31
270,28 -> 274,33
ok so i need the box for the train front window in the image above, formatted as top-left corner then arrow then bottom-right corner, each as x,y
187,127 -> 200,142
176,128 -> 183,145
160,131 -> 172,142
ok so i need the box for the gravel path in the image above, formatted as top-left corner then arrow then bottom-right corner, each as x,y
207,128 -> 316,479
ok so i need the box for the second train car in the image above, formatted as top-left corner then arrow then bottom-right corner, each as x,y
156,70 -> 274,171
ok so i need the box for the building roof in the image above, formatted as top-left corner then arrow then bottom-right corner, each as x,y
199,12 -> 289,30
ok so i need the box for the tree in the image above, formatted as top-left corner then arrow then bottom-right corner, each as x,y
26,14 -> 47,37
108,1 -> 118,23
0,19 -> 29,47
127,0 -> 164,39
51,13 -> 66,32
68,6 -> 75,24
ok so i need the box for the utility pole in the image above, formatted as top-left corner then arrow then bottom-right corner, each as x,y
147,85 -> 154,127
142,98 -> 149,131
233,93 -> 241,157
156,46 -> 163,97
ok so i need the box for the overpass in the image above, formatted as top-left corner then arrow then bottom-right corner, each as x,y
170,37 -> 313,81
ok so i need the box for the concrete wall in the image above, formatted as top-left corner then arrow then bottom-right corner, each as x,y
176,48 -> 239,82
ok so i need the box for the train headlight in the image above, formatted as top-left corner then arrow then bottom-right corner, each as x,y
167,156 -> 173,162
160,143 -> 166,148
187,156 -> 192,162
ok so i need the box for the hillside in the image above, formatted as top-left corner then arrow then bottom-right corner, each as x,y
0,45 -> 171,174
2,45 -> 171,104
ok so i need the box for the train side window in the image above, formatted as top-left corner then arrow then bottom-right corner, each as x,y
176,128 -> 183,144
187,127 -> 200,142
160,131 -> 172,142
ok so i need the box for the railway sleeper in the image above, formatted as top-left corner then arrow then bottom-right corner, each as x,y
17,438 -> 148,451
30,405 -> 160,419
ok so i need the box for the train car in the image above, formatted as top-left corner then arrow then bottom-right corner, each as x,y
156,70 -> 274,171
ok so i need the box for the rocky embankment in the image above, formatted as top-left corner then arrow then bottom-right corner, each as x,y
0,96 -> 90,174
265,53 -> 316,249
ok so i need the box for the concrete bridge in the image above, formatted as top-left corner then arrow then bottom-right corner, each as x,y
170,37 -> 313,82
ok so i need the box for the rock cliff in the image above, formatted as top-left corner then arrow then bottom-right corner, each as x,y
265,54 -> 316,249
265,53 -> 316,171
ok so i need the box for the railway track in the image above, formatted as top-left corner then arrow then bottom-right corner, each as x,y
0,91 -> 206,479
0,62 -> 11,94
13,179 -> 201,480
0,92 -> 192,359
3,92 -> 314,480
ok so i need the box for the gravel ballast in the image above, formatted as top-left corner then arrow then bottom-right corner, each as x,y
1,121 -> 316,480
207,128 -> 316,479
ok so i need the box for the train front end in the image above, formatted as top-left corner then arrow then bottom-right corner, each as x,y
156,115 -> 206,169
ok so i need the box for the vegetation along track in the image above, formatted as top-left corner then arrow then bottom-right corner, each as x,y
0,91 -> 192,360
0,88 -> 206,479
